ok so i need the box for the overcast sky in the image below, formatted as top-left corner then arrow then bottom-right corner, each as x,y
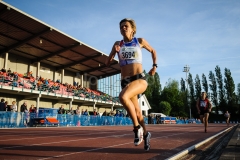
4,0 -> 240,90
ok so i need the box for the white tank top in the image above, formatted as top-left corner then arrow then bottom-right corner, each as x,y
117,37 -> 142,67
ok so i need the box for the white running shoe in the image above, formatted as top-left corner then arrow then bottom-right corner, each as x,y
144,132 -> 151,151
133,125 -> 143,146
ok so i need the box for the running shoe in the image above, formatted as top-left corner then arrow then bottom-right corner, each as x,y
133,125 -> 143,146
144,132 -> 151,151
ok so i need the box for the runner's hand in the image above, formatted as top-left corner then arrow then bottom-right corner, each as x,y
197,110 -> 200,114
148,67 -> 156,76
115,45 -> 120,53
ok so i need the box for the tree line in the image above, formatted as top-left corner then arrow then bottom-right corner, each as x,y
144,65 -> 240,121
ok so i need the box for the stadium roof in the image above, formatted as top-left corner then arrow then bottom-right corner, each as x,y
0,1 -> 121,79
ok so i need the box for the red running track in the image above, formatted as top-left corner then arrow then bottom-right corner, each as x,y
0,124 -> 232,160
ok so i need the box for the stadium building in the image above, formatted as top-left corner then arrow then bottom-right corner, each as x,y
0,1 -> 151,115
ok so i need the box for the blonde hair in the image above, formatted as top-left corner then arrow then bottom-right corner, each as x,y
119,18 -> 137,36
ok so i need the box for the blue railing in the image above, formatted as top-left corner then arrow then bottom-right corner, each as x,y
4,111 -> 235,128
0,111 -> 149,128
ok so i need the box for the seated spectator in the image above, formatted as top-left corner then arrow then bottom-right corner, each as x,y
73,81 -> 77,87
27,71 -> 33,77
7,68 -> 12,75
13,72 -> 18,80
1,68 -> 6,72
44,79 -> 49,85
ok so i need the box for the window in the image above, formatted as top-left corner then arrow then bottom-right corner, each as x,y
142,101 -> 144,106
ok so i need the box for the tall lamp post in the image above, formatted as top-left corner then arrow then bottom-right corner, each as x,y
183,65 -> 191,119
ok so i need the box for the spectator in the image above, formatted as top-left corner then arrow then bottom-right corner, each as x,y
68,107 -> 75,115
0,98 -> 5,111
93,109 -> 98,116
73,81 -> 77,87
1,68 -> 6,72
115,110 -> 120,117
75,106 -> 81,115
58,105 -> 65,114
148,114 -> 152,124
20,102 -> 27,113
11,101 -> 17,112
102,110 -> 107,116
24,106 -> 29,126
7,68 -> 12,75
156,114 -> 161,124
119,111 -> 124,117
13,72 -> 18,80
84,109 -> 89,116
81,109 -> 84,115
29,105 -> 36,113
5,101 -> 9,111
44,79 -> 49,85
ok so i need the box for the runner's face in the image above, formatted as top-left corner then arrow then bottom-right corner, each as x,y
120,21 -> 133,37
201,93 -> 206,99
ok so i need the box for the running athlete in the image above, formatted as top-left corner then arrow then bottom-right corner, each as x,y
224,110 -> 230,127
105,18 -> 157,151
196,92 -> 212,133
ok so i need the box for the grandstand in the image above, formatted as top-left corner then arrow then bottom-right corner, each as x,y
0,1 -> 151,115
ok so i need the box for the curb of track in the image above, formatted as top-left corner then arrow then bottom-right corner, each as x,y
166,124 -> 238,160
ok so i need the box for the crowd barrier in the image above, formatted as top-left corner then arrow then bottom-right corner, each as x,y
214,121 -> 239,124
176,119 -> 201,124
0,111 -> 149,128
3,111 -> 227,128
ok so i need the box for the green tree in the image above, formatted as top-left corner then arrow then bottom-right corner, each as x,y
224,68 -> 236,113
180,77 -> 188,115
215,65 -> 226,111
180,78 -> 186,92
188,73 -> 196,118
188,73 -> 195,100
237,83 -> 240,117
195,74 -> 202,99
144,71 -> 161,112
159,101 -> 172,116
237,83 -> 240,104
209,71 -> 218,114
202,73 -> 208,94
160,79 -> 185,117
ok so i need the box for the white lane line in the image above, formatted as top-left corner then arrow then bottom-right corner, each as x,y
0,129 -> 114,137
0,131 -> 115,142
38,131 -> 199,160
0,133 -> 132,150
0,126 -> 192,150
0,126 -> 190,142
166,125 -> 237,160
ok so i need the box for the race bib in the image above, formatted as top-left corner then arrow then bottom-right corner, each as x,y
119,46 -> 139,60
200,101 -> 206,107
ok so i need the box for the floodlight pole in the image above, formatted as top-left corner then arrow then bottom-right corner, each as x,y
183,65 -> 191,119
